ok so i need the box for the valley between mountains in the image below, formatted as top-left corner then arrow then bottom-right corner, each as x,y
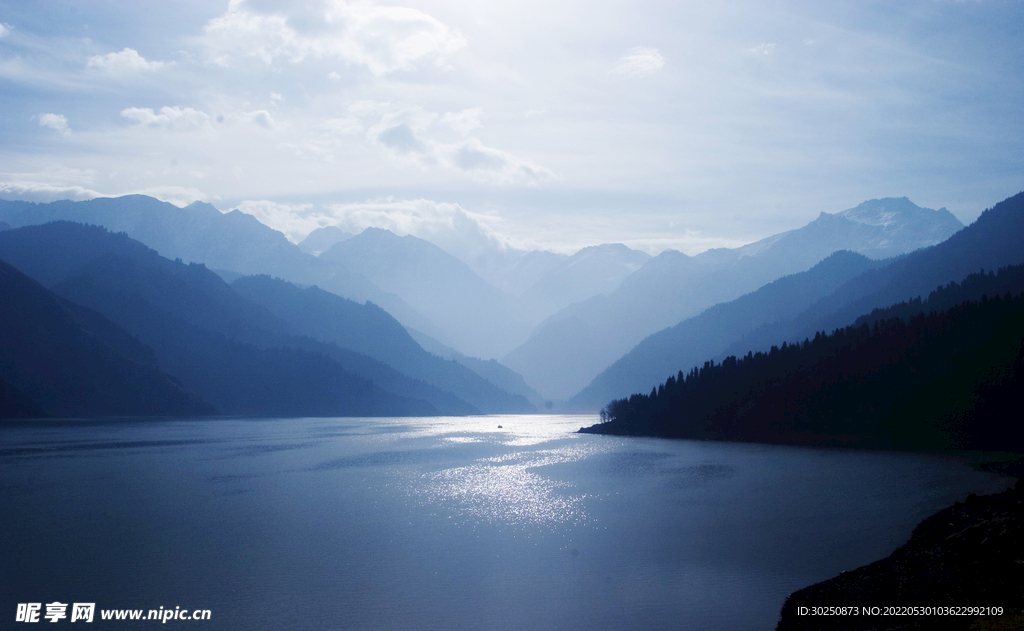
1,193 -> 984,422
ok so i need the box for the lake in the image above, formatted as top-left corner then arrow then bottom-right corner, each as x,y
0,415 -> 1012,630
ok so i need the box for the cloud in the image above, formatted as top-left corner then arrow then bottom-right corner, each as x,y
233,199 -> 321,242
37,113 -> 70,135
127,185 -> 209,207
610,47 -> 665,77
322,116 -> 362,135
328,199 -> 517,262
0,179 -> 207,208
241,109 -> 275,128
367,107 -> 553,184
440,138 -> 554,185
232,197 -> 518,262
0,23 -> 9,38
121,106 -> 211,129
747,43 -> 776,56
87,47 -> 169,72
441,108 -> 482,136
0,181 -> 101,203
201,0 -> 466,76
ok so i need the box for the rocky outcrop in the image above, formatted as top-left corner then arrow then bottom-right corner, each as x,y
776,480 -> 1024,631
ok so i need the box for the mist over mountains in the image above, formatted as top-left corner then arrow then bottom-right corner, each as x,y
319,227 -> 531,358
569,250 -> 887,410
0,222 -> 535,417
577,191 -> 1024,414
0,192 -> 980,419
503,198 -> 963,400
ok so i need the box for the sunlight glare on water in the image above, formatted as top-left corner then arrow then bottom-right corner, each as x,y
392,415 -> 608,528
399,413 -> 596,447
416,441 -> 606,528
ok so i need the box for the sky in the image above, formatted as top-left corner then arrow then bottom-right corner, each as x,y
1,0 -> 1022,261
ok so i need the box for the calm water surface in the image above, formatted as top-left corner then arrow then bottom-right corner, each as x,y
0,415 -> 1013,630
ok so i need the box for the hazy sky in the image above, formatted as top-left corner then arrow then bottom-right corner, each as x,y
1,0 -> 1022,259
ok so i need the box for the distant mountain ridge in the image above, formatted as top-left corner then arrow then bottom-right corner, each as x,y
320,227 -> 532,358
569,250 -> 887,410
580,189 -> 1024,447
518,243 -> 650,322
0,223 -> 448,417
231,274 -> 536,414
0,196 -> 445,344
0,193 -> 969,401
298,225 -> 354,255
504,197 -> 964,400
721,191 -> 1024,360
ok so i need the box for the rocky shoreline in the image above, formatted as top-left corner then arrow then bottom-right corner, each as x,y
776,479 -> 1024,630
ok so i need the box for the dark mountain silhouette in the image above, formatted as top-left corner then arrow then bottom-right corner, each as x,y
0,222 -> 437,418
777,483 -> 1024,630
0,195 -> 444,341
723,191 -> 1024,359
583,282 -> 1024,451
231,275 -> 536,414
320,228 -> 531,358
570,251 -> 887,411
503,198 -> 963,400
0,257 -> 214,418
0,376 -> 46,418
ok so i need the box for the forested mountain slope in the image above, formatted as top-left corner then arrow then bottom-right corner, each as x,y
583,266 -> 1024,451
0,257 -> 213,418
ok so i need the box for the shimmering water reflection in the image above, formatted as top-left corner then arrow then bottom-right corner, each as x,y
0,415 -> 1013,631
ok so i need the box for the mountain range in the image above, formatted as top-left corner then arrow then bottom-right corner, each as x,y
0,222 -> 534,417
0,192 -> 977,418
569,250 -> 887,410
0,196 -> 446,347
503,198 -> 964,400
319,227 -> 531,358
582,259 -> 1024,451
577,191 -> 1024,416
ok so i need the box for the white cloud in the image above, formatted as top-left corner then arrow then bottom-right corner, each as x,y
201,0 -> 466,76
348,99 -> 392,117
439,138 -> 554,185
0,23 -> 9,38
747,43 -> 776,56
232,197 -> 519,263
367,107 -> 552,185
0,180 -> 206,208
328,71 -> 341,80
0,181 -> 101,203
241,109 -> 276,129
37,113 -> 70,135
233,199 -> 321,242
610,47 -> 665,77
121,106 -> 211,129
87,47 -> 169,72
441,108 -> 482,136
322,116 -> 362,135
127,185 -> 209,207
328,199 -> 516,262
